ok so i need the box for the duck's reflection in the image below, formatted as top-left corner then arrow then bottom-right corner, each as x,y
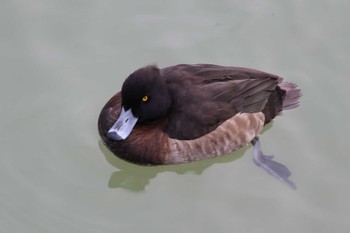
98,124 -> 273,191
98,140 -> 249,191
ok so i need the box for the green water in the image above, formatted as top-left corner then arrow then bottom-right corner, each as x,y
1,1 -> 349,232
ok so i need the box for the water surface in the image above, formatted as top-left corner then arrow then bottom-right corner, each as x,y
1,1 -> 349,232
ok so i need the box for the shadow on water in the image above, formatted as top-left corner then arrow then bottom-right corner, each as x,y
98,141 -> 250,191
98,124 -> 273,192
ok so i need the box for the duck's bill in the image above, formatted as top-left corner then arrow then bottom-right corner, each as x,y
107,107 -> 138,140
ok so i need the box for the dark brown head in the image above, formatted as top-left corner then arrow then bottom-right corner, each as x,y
107,65 -> 172,140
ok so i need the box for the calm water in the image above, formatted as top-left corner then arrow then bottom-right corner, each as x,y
1,1 -> 349,232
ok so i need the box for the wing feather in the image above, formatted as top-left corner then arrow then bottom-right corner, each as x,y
161,64 -> 280,140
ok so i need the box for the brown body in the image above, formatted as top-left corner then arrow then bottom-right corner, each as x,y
98,64 -> 300,165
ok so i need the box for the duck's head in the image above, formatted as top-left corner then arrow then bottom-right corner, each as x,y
107,65 -> 172,140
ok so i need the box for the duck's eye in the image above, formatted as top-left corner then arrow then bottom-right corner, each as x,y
142,95 -> 149,102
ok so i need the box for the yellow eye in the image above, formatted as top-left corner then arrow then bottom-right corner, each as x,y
142,96 -> 148,102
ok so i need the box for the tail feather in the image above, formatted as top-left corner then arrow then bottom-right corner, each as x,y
279,82 -> 302,110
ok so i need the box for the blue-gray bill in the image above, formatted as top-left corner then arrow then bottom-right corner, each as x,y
107,107 -> 138,140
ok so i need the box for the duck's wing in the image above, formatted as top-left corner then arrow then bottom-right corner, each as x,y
162,64 -> 282,140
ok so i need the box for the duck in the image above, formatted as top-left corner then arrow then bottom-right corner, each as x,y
98,64 -> 301,189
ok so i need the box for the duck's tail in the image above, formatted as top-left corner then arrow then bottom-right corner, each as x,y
279,82 -> 302,110
262,81 -> 301,124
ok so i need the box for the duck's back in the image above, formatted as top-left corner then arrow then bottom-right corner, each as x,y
160,64 -> 284,140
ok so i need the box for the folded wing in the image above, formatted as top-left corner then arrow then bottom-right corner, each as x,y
162,64 -> 281,140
